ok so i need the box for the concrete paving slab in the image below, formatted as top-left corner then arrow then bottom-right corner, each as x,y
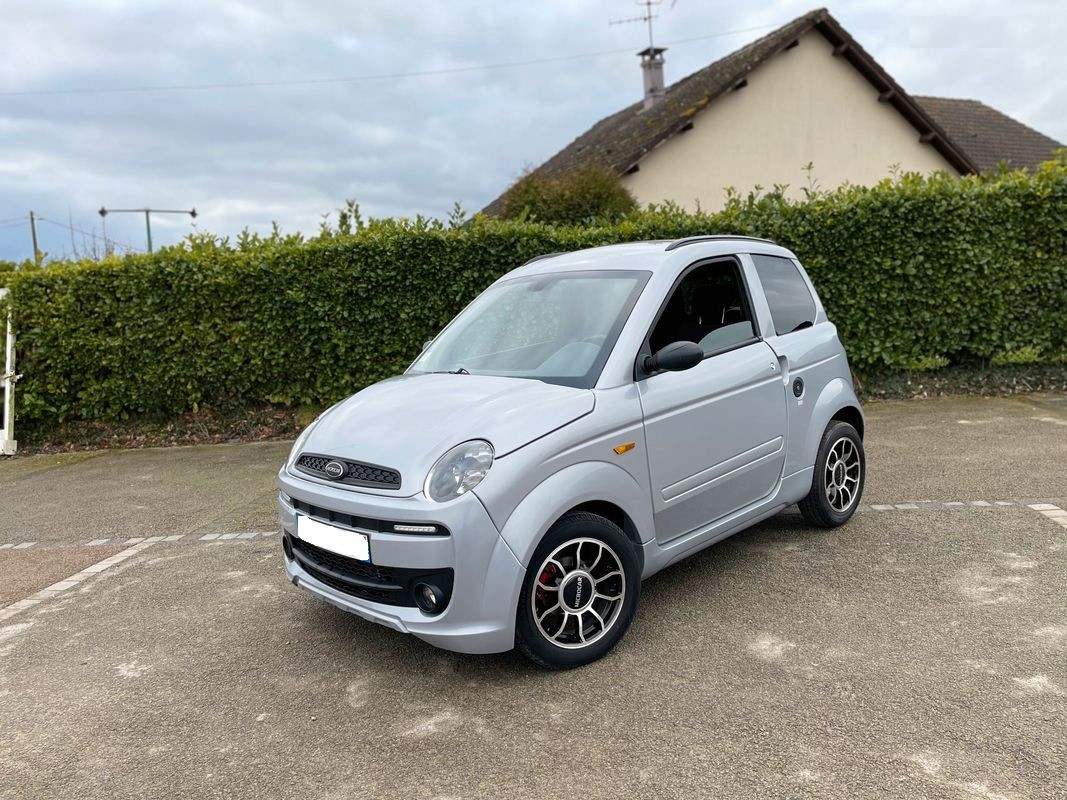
0,508 -> 1064,799
863,394 -> 1067,503
0,394 -> 1065,798
0,544 -> 124,607
0,441 -> 290,546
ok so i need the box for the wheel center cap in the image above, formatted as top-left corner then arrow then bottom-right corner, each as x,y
561,572 -> 594,611
834,463 -> 845,484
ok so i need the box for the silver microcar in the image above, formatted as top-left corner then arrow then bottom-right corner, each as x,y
278,236 -> 865,668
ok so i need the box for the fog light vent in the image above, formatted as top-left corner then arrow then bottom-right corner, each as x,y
413,581 -> 447,615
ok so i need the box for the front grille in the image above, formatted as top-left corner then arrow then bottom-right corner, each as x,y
296,454 -> 330,472
285,533 -> 452,608
301,561 -> 397,604
296,537 -> 398,585
295,453 -> 401,489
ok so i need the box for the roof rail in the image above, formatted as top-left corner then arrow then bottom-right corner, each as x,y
664,235 -> 777,251
521,251 -> 568,266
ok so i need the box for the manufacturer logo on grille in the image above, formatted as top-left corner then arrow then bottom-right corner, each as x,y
323,460 -> 346,479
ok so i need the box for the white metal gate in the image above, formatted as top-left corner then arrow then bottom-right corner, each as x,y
0,287 -> 16,455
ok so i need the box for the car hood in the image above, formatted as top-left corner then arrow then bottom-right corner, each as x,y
298,373 -> 595,496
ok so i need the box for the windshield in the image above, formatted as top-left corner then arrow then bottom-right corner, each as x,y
409,270 -> 650,389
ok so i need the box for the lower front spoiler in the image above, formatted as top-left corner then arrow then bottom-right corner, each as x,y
284,547 -> 520,655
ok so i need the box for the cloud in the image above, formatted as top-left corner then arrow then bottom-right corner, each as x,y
0,0 -> 1063,261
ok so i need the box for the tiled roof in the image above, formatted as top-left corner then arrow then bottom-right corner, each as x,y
483,8 -> 986,215
914,95 -> 1064,173
485,8 -> 832,214
524,8 -> 831,182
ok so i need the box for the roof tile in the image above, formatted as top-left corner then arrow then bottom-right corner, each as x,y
914,95 -> 1064,173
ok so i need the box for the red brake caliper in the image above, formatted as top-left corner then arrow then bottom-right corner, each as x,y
535,563 -> 557,608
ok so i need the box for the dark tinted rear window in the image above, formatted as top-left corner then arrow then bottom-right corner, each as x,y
752,255 -> 817,335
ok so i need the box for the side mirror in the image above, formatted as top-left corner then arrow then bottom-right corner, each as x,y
422,340 -> 433,351
644,341 -> 704,375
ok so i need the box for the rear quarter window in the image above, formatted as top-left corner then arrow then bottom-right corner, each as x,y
752,254 -> 817,336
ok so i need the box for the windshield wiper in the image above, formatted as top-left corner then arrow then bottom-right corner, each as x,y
431,368 -> 470,375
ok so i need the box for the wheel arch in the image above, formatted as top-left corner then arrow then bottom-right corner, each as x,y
495,461 -> 654,569
801,378 -> 865,469
831,404 -> 864,439
566,500 -> 644,571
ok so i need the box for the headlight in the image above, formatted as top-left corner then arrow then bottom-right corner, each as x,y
424,440 -> 494,503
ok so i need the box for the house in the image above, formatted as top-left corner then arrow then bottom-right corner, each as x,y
485,8 -> 1064,214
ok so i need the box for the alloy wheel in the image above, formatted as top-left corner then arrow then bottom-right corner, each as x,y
824,436 -> 861,512
530,537 -> 626,649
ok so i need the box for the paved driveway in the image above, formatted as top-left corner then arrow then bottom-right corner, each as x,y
1,394 -> 1065,799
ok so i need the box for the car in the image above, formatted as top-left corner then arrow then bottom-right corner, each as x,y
277,236 -> 866,668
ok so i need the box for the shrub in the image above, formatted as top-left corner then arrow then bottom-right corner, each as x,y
905,355 -> 951,372
5,160 -> 1067,430
498,166 -> 637,224
991,346 -> 1042,366
0,260 -> 17,288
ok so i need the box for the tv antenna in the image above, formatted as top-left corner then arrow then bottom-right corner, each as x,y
98,206 -> 197,253
609,0 -> 665,50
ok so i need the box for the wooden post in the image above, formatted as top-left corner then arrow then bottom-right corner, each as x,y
0,287 -> 17,455
29,211 -> 40,266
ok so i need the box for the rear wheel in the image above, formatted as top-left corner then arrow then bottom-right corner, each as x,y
799,420 -> 865,528
515,512 -> 640,669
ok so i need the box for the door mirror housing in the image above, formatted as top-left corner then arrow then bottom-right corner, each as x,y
644,341 -> 704,375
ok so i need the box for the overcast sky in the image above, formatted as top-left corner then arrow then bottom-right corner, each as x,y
1,0 -> 1063,262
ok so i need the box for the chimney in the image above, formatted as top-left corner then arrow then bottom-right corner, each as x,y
639,46 -> 667,110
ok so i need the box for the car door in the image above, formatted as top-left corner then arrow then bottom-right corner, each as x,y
747,253 -> 842,476
637,257 -> 788,543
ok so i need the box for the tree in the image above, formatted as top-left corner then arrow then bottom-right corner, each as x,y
498,166 -> 637,224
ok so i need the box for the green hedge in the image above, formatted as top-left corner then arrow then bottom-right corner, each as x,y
0,260 -> 18,288
5,161 -> 1067,429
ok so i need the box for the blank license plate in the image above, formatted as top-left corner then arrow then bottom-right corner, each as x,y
296,514 -> 370,562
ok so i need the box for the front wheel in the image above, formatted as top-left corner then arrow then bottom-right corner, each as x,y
798,420 -> 865,528
515,512 -> 640,669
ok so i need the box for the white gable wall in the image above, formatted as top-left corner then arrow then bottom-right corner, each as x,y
620,32 -> 956,211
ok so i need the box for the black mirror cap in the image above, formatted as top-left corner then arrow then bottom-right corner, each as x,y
645,341 -> 704,374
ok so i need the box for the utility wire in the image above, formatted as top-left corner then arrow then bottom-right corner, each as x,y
36,216 -> 139,252
0,25 -> 776,98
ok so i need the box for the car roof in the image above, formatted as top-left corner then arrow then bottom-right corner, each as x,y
506,237 -> 799,278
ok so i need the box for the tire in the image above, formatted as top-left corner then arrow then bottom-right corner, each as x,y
798,420 -> 866,528
515,512 -> 641,670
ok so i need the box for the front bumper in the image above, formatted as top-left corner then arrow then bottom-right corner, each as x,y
277,467 -> 523,654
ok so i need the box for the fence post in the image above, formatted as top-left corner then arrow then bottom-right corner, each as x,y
0,288 -> 16,456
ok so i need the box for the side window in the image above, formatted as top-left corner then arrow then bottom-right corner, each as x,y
752,254 -> 817,336
648,260 -> 756,356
